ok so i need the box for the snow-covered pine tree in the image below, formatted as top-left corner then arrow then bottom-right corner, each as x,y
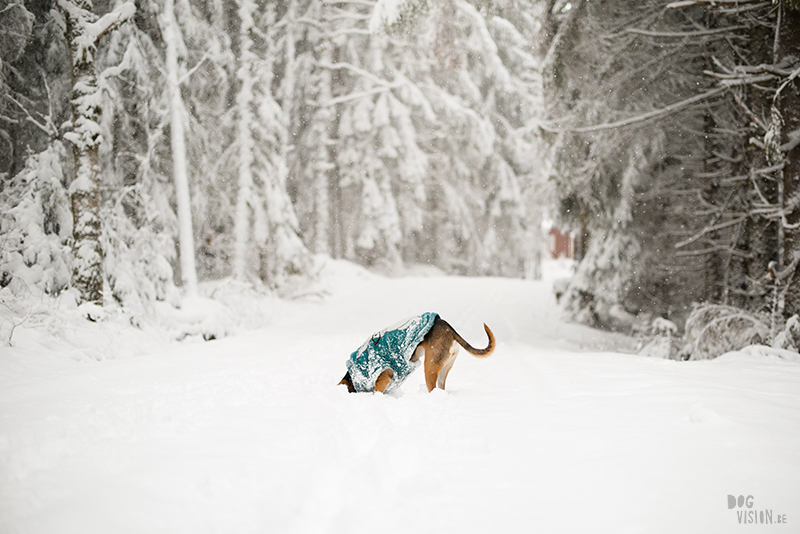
288,0 -> 336,256
324,0 -> 545,275
0,2 -> 38,176
1,142 -> 73,296
92,8 -> 171,311
57,0 -> 135,304
540,0 -> 796,330
232,0 -> 311,286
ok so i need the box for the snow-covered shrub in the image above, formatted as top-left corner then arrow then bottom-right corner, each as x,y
562,229 -> 640,331
0,142 -> 72,296
679,304 -> 770,360
773,315 -> 800,353
102,199 -> 181,316
639,317 -> 679,359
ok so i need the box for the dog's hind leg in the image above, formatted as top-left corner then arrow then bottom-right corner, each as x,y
424,354 -> 440,392
373,368 -> 394,394
436,343 -> 460,390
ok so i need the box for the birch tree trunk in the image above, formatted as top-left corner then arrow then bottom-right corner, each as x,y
58,0 -> 134,305
160,0 -> 198,296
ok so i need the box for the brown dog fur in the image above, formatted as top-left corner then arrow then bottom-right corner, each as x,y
339,316 -> 495,393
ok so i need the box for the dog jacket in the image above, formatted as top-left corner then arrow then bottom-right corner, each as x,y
346,312 -> 438,393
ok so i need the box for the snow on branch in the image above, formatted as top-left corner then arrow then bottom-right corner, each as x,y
674,216 -> 746,249
567,85 -> 727,133
4,72 -> 59,138
666,0 -> 765,8
89,2 -> 135,43
626,25 -> 747,38
323,0 -> 375,6
681,304 -> 770,360
369,0 -> 405,33
549,63 -> 781,134
318,85 -> 396,107
316,61 -> 398,88
773,64 -> 800,104
368,0 -> 428,34
0,2 -> 25,14
56,0 -> 135,62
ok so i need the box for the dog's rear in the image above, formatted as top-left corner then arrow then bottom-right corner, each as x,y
418,316 -> 495,392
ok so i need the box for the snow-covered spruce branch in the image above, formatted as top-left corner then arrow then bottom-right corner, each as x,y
315,61 -> 397,87
551,65 -> 777,134
666,0 -> 765,8
4,94 -> 58,137
330,28 -> 373,38
703,71 -> 775,87
325,12 -> 372,21
565,85 -> 728,133
294,17 -> 326,30
782,193 -> 800,231
177,53 -> 210,86
751,127 -> 800,154
773,64 -> 800,105
732,90 -> 769,132
541,0 -> 584,78
749,166 -> 784,209
322,0 -> 375,6
626,25 -> 748,38
56,0 -> 135,60
734,62 -> 799,77
674,244 -> 753,258
90,3 -> 135,43
675,216 -> 746,250
317,85 -> 399,107
715,2 -> 774,15
770,255 -> 800,283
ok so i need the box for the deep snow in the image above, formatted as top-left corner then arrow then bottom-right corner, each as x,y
1,259 -> 799,533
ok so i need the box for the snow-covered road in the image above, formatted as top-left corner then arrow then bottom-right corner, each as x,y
2,260 -> 799,533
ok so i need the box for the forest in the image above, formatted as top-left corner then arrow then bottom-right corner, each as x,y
1,0 -> 799,356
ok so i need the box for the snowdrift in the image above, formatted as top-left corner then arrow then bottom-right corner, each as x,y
1,259 -> 798,534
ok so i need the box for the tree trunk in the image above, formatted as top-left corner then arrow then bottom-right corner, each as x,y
58,0 -> 134,305
311,40 -> 334,255
778,1 -> 800,318
233,0 -> 256,281
160,0 -> 198,296
746,21 -> 780,313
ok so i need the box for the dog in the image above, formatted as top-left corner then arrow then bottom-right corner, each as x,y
338,312 -> 495,394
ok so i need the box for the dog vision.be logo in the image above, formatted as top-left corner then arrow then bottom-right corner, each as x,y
728,495 -> 788,525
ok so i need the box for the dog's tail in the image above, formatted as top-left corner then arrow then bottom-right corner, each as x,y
453,322 -> 495,358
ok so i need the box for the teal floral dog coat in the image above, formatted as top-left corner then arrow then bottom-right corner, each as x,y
346,312 -> 439,393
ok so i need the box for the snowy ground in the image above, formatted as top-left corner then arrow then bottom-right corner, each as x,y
1,259 -> 799,534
